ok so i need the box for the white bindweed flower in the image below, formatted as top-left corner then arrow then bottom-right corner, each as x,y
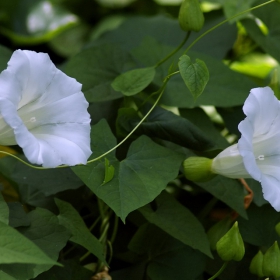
0,50 -> 91,168
212,87 -> 280,211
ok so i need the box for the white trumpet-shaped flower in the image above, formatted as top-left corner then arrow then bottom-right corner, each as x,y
0,50 -> 91,167
212,87 -> 280,211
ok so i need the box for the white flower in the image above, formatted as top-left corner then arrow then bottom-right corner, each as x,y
0,50 -> 91,168
212,87 -> 280,211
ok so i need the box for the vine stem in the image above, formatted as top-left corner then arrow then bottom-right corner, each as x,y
208,262 -> 228,280
183,0 -> 275,55
154,31 -> 191,68
0,0 -> 274,170
0,78 -> 169,170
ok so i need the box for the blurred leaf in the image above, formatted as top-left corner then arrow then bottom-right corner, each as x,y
139,191 -> 212,257
178,55 -> 209,99
0,45 -> 12,72
65,43 -> 136,102
101,12 -> 237,59
197,176 -> 248,219
180,107 -> 229,149
238,204 -> 280,246
0,220 -> 59,265
55,198 -> 106,263
0,271 -> 16,280
8,202 -> 30,228
34,260 -> 93,280
111,67 -> 156,96
117,105 -> 215,151
0,0 -> 78,45
221,0 -> 255,22
128,223 -> 206,280
0,192 -> 9,225
163,51 -> 256,108
73,119 -> 184,222
49,24 -> 90,57
241,0 -> 280,62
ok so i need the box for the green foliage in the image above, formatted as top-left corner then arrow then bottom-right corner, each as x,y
111,67 -> 156,96
178,54 -> 209,100
55,198 -> 106,263
73,119 -> 184,222
139,191 -> 212,257
0,0 -> 280,278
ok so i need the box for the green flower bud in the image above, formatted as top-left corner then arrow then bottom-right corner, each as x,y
275,221 -> 280,236
216,222 -> 245,261
207,217 -> 232,251
263,241 -> 280,278
183,157 -> 216,182
249,251 -> 264,277
178,0 -> 205,32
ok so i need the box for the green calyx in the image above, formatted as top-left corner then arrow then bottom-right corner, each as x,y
183,157 -> 216,182
249,251 -> 264,277
263,241 -> 280,278
216,222 -> 245,262
178,0 -> 205,32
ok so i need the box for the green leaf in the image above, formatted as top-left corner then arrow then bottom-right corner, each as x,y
0,271 -> 16,280
102,158 -> 115,185
241,0 -> 280,62
0,156 -> 83,196
0,192 -> 9,225
178,55 -> 209,100
1,208 -> 71,279
180,107 -> 229,149
65,43 -> 136,102
73,119 -> 184,222
163,51 -> 257,107
197,176 -> 248,219
111,67 -> 156,96
117,106 -> 215,151
128,223 -> 206,280
139,191 -> 212,257
238,204 -> 280,246
8,202 -> 30,228
55,198 -> 106,263
34,260 -> 93,280
0,221 -> 59,265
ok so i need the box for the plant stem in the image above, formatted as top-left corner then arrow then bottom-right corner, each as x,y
154,31 -> 191,68
208,262 -> 228,280
183,0 -> 275,55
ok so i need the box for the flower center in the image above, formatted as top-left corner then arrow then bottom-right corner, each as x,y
30,117 -> 36,123
257,155 -> 265,160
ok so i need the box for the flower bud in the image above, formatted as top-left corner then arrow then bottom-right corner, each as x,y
178,0 -> 204,32
263,241 -> 280,278
249,251 -> 264,277
275,221 -> 280,236
183,157 -> 216,182
216,221 -> 245,261
207,217 -> 232,251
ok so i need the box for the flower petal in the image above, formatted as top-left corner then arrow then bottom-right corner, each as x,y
243,87 -> 279,137
211,144 -> 251,178
7,50 -> 57,109
0,50 -> 92,167
261,175 -> 280,211
238,119 -> 262,181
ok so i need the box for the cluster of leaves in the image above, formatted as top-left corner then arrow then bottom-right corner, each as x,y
0,0 -> 280,279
